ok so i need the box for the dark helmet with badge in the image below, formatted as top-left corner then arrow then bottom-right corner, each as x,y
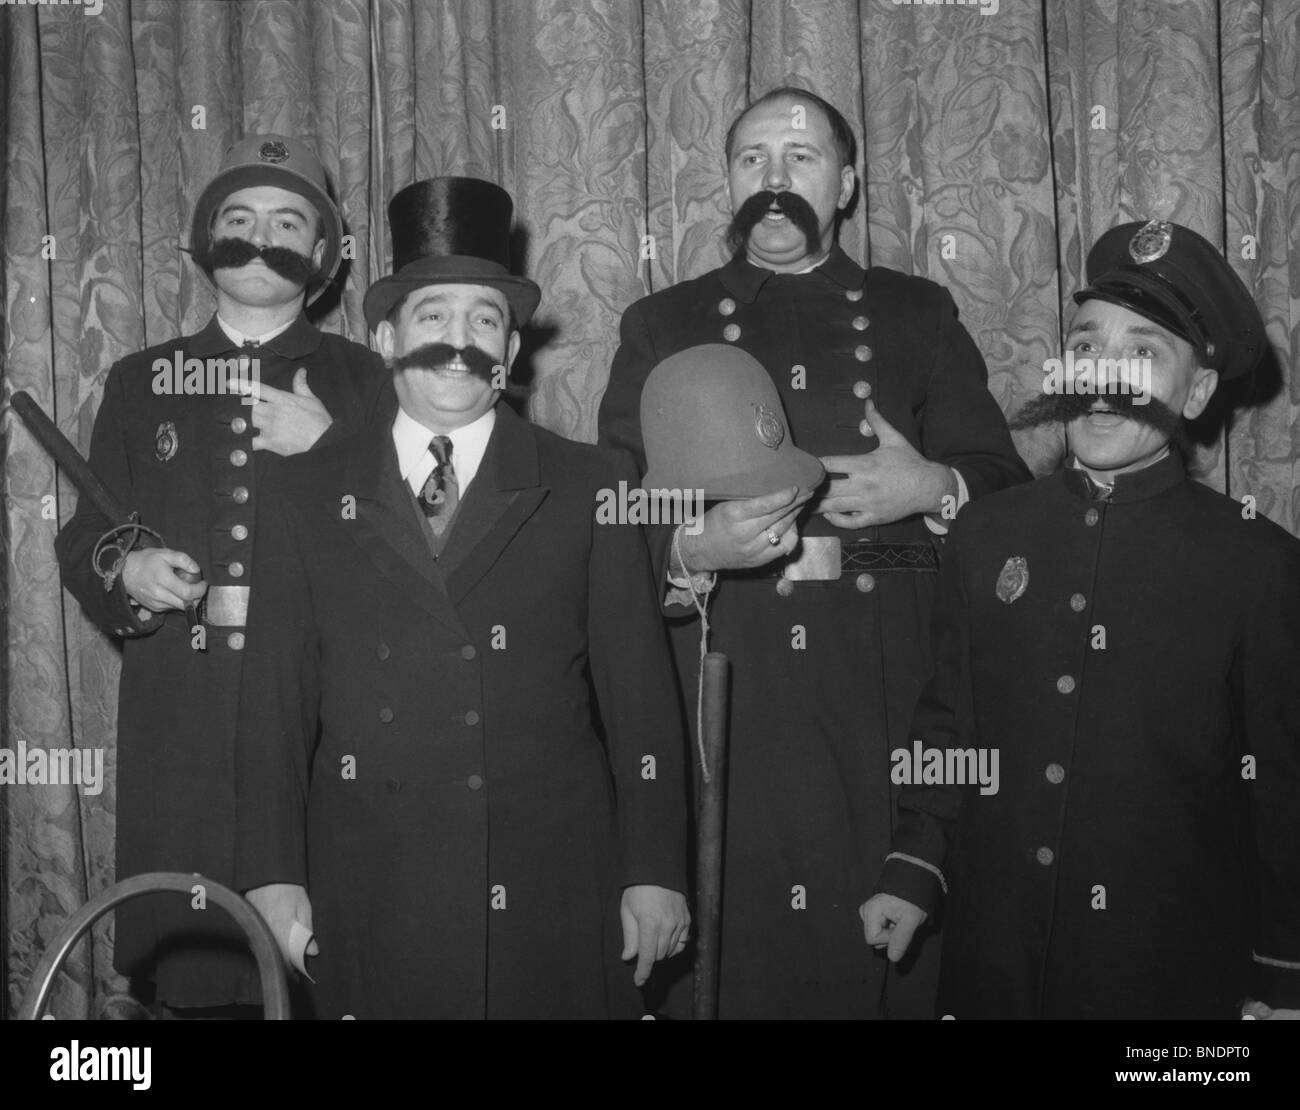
189,133 -> 344,304
1074,219 -> 1267,380
363,177 -> 541,332
640,344 -> 824,500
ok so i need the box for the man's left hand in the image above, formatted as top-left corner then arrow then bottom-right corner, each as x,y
245,367 -> 332,456
620,885 -> 690,987
817,399 -> 955,528
1242,1000 -> 1300,1020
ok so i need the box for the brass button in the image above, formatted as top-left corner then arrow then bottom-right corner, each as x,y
854,344 -> 872,362
1084,507 -> 1099,526
460,644 -> 477,660
852,315 -> 870,331
1056,675 -> 1075,694
232,486 -> 249,504
775,578 -> 794,597
228,561 -> 245,578
852,380 -> 871,399
1045,763 -> 1065,785
227,632 -> 245,651
378,707 -> 394,723
1069,593 -> 1086,612
230,449 -> 248,467
718,298 -> 736,316
377,643 -> 390,661
467,774 -> 484,791
232,524 -> 249,541
846,288 -> 864,302
1036,846 -> 1055,866
465,710 -> 481,726
855,573 -> 876,593
722,323 -> 741,342
231,417 -> 248,435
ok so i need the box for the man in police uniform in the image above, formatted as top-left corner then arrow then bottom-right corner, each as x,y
864,220 -> 1300,1019
598,88 -> 1029,1018
234,177 -> 689,1019
55,134 -> 386,1013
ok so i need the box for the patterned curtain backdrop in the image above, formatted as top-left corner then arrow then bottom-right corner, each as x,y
2,0 -> 1297,1017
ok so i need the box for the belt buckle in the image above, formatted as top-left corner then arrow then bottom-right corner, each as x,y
204,585 -> 250,627
782,536 -> 842,581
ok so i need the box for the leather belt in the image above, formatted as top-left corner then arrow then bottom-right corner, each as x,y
772,537 -> 938,581
203,585 -> 250,627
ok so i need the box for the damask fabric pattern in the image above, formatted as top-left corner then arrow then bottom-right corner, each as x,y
3,0 -> 1298,1017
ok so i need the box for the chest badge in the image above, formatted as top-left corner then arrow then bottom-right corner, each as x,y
753,403 -> 785,450
154,421 -> 179,462
995,555 -> 1029,605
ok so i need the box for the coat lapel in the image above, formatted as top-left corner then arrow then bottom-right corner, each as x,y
339,418 -> 467,637
439,404 -> 548,604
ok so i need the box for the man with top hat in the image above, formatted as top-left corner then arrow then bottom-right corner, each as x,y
234,176 -> 690,1019
54,133 -> 387,1013
862,219 -> 1300,1019
598,87 -> 1029,1018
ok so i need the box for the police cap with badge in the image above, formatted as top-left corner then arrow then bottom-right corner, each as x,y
189,133 -> 345,304
640,344 -> 823,499
1075,219 -> 1267,380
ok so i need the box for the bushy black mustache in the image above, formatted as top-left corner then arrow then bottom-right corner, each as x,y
726,190 -> 822,257
387,342 -> 501,379
203,237 -> 320,286
1009,389 -> 1189,453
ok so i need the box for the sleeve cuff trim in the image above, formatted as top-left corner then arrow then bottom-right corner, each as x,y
885,851 -> 947,894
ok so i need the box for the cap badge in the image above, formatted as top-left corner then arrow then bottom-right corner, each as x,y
995,555 -> 1029,605
1129,220 -> 1173,264
753,403 -> 785,450
258,140 -> 289,164
154,421 -> 179,462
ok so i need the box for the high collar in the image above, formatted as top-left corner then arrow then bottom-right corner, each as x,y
189,313 -> 323,360
719,244 -> 865,304
1062,449 -> 1186,505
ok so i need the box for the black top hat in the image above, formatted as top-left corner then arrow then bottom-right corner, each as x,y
1074,220 -> 1266,381
363,177 -> 541,331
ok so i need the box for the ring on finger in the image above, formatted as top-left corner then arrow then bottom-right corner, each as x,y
766,528 -> 781,546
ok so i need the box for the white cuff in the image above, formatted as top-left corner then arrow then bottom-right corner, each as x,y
924,468 -> 969,536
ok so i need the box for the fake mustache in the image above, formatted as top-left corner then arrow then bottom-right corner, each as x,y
1008,389 -> 1190,454
388,342 -> 501,379
726,190 -> 822,257
204,237 -> 320,287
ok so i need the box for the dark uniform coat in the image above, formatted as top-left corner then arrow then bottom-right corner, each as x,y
876,453 -> 1300,1018
54,314 -> 387,1006
598,247 -> 1029,1018
233,402 -> 688,1019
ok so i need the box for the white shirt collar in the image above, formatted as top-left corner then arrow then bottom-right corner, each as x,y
217,315 -> 296,348
392,405 -> 496,498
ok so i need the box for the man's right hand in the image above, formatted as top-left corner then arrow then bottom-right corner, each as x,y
861,893 -> 928,962
677,485 -> 814,572
121,548 -> 207,614
246,882 -> 317,972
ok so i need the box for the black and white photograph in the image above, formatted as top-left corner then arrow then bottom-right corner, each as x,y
0,0 -> 1297,1092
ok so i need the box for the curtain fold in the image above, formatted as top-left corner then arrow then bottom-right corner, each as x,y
3,0 -> 1297,1017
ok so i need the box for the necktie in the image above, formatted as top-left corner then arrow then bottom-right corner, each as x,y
419,435 -> 459,551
